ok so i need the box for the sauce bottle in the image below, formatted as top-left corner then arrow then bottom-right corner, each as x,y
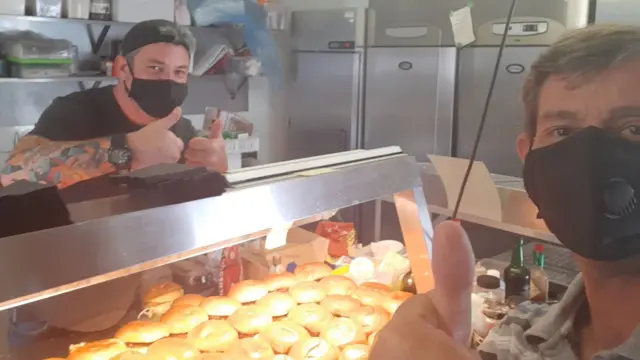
503,238 -> 530,300
530,244 -> 549,302
400,271 -> 417,294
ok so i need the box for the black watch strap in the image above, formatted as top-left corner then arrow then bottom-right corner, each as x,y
108,134 -> 132,171
111,133 -> 128,149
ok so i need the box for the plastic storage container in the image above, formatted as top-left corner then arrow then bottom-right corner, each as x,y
26,0 -> 62,17
5,37 -> 73,78
64,0 -> 90,19
112,0 -> 173,22
0,0 -> 26,15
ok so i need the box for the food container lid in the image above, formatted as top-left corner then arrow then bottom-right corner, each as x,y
476,275 -> 501,290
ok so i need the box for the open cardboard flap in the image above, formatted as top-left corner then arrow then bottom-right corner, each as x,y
428,155 -> 503,222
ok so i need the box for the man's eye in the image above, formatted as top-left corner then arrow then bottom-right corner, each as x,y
627,126 -> 640,135
149,66 -> 162,72
551,127 -> 572,137
620,125 -> 640,140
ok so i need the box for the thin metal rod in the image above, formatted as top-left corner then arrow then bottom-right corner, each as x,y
87,24 -> 112,54
452,0 -> 518,220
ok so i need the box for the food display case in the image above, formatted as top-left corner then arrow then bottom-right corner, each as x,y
0,146 -> 433,360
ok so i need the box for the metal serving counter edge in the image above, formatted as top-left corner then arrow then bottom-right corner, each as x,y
0,147 -> 434,312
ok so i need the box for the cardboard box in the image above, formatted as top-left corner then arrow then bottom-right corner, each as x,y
241,227 -> 329,281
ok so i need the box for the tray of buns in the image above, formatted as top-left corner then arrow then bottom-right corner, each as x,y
54,262 -> 414,360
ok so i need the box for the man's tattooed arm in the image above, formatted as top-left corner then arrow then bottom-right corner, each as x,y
0,135 -> 115,189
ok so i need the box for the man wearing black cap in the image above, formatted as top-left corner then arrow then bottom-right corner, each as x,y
0,19 -> 227,188
0,20 -> 226,356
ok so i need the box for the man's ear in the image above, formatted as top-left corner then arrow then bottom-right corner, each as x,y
516,133 -> 532,162
114,55 -> 130,80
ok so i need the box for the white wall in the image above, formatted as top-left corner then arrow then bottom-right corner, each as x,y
595,0 -> 640,25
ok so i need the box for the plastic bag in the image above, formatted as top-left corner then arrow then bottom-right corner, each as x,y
315,221 -> 356,262
188,0 -> 282,87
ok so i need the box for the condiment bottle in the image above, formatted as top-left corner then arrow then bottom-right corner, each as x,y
400,271 -> 417,294
529,244 -> 549,302
475,274 -> 504,302
503,238 -> 531,300
472,298 -> 509,343
89,0 -> 111,21
269,255 -> 283,275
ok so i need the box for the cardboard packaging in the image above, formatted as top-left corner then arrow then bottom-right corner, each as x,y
241,227 -> 329,281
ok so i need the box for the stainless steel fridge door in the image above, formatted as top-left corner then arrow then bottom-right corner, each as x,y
286,52 -> 361,160
367,0 -> 466,46
364,47 -> 456,162
291,9 -> 362,50
456,46 -> 548,177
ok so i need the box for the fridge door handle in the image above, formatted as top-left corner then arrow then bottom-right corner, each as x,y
340,129 -> 348,151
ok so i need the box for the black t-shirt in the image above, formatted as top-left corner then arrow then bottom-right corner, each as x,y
30,85 -> 197,145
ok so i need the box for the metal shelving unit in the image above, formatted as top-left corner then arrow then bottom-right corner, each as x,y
0,74 -> 228,83
0,13 -> 239,90
264,0 -> 369,11
0,14 -> 146,26
0,75 -> 115,83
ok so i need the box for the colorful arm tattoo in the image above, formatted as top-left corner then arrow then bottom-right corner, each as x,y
0,136 -> 115,189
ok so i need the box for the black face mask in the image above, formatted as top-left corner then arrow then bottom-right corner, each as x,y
127,77 -> 188,119
523,126 -> 640,261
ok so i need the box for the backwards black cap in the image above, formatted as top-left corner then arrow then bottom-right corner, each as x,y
121,19 -> 196,57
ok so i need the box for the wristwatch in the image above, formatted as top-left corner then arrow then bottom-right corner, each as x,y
108,133 -> 132,171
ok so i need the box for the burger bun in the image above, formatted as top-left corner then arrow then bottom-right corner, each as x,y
200,296 -> 242,318
147,338 -> 199,360
319,276 -> 357,296
289,337 -> 339,360
228,280 -> 269,304
68,339 -> 128,360
294,262 -> 333,282
115,321 -> 170,344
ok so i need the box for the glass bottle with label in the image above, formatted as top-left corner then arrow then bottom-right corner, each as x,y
89,0 -> 111,21
503,238 -> 530,300
529,244 -> 549,302
269,255 -> 283,275
400,270 -> 417,294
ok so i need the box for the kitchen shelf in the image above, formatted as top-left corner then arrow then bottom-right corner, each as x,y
0,74 -> 229,84
264,0 -> 369,11
0,14 -> 193,28
0,75 -> 115,83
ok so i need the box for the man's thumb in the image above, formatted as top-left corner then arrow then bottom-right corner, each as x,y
209,119 -> 223,139
154,107 -> 183,129
432,220 -> 475,345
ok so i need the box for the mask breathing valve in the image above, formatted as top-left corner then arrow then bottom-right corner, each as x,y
603,178 -> 637,219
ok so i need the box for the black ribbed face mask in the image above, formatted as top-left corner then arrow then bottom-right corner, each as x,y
523,126 -> 640,261
126,77 -> 188,119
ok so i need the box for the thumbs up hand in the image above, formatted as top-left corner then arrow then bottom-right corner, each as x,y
185,119 -> 228,172
127,107 -> 185,170
370,221 -> 479,360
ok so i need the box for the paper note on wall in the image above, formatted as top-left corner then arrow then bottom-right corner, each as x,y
428,155 -> 502,222
450,6 -> 476,47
